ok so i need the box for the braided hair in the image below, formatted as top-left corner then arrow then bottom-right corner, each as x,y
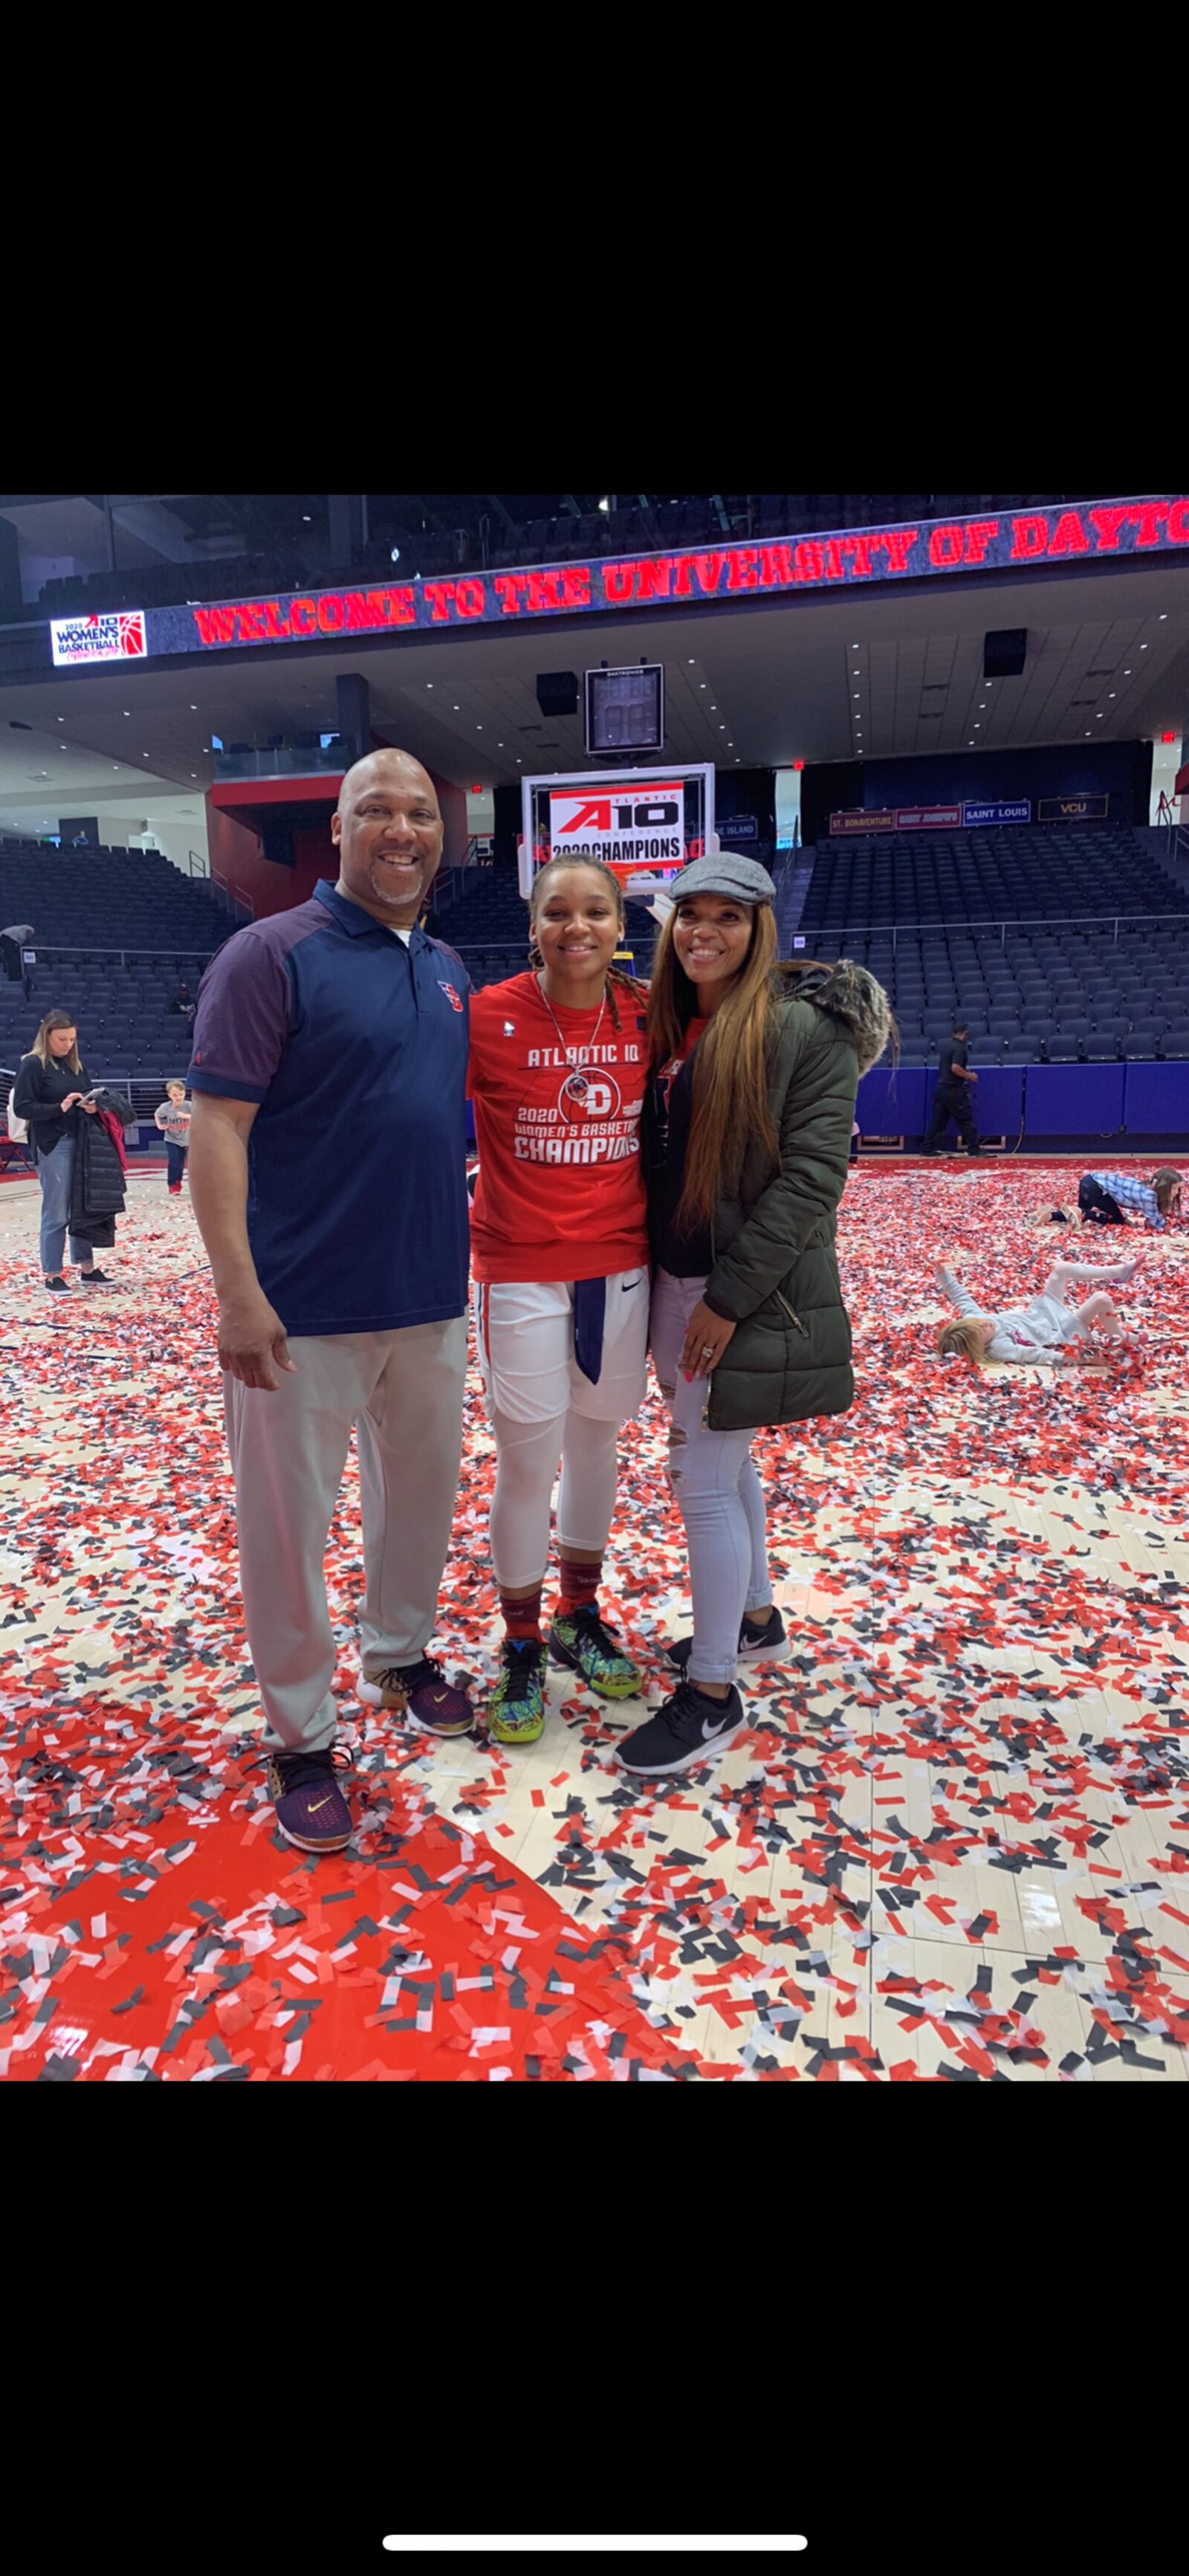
528,855 -> 641,1033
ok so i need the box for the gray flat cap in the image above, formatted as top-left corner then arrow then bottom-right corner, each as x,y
667,853 -> 777,906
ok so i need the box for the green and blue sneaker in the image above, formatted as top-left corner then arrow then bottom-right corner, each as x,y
548,1602 -> 642,1699
487,1637 -> 548,1746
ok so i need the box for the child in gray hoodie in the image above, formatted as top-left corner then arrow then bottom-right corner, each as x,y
934,1250 -> 1143,1366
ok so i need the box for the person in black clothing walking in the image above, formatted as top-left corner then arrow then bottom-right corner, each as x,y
11,1009 -> 111,1290
923,1021 -> 981,1156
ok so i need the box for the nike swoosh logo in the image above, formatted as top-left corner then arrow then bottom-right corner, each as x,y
702,1713 -> 730,1740
432,1692 -> 447,1703
308,1795 -> 334,1812
621,1276 -> 644,1291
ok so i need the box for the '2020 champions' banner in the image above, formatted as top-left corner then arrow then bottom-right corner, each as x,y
548,784 -> 689,892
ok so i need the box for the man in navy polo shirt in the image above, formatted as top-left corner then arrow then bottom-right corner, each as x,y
187,748 -> 473,1856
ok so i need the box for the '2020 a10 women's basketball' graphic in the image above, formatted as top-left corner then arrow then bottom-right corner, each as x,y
516,1048 -> 641,1166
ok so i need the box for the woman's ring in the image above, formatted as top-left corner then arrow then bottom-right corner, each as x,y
700,1343 -> 716,1358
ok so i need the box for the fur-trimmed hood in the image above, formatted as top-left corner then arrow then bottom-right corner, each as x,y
780,958 -> 894,1076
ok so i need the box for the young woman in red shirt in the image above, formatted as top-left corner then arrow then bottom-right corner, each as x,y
467,857 -> 651,1743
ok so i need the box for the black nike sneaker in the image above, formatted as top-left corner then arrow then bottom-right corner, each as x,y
665,1605 -> 787,1676
615,1680 -> 745,1776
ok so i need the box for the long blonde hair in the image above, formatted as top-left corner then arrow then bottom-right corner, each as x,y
33,1009 -> 81,1074
937,1318 -> 989,1366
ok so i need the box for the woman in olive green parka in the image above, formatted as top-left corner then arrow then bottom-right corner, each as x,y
617,854 -> 894,1779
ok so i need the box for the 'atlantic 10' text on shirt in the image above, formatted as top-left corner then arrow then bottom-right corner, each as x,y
467,972 -> 650,1285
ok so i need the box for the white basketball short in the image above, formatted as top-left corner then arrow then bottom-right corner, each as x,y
473,1270 -> 649,1425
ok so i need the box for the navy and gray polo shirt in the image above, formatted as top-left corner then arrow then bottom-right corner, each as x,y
187,878 -> 470,1337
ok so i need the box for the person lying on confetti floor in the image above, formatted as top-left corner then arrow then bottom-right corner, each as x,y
615,856 -> 895,1778
468,856 -> 650,1745
933,1250 -> 1144,1368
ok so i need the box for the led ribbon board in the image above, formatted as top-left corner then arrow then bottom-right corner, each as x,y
128,498 -> 1189,658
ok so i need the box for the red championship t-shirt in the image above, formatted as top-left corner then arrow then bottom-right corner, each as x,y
468,971 -> 650,1285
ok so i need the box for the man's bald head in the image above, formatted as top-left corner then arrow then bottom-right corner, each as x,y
336,746 -> 438,819
331,748 -> 445,927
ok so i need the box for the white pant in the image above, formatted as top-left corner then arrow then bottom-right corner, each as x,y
1041,1259 -> 1130,1322
224,1315 -> 467,1753
474,1273 -> 648,1589
473,1271 -> 649,1424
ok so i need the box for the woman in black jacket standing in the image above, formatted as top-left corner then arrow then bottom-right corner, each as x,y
12,1009 -> 110,1291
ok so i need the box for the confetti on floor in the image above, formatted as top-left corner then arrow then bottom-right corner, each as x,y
1,1162 -> 1187,2081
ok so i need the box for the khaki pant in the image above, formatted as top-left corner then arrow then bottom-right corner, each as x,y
224,1314 -> 467,1753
